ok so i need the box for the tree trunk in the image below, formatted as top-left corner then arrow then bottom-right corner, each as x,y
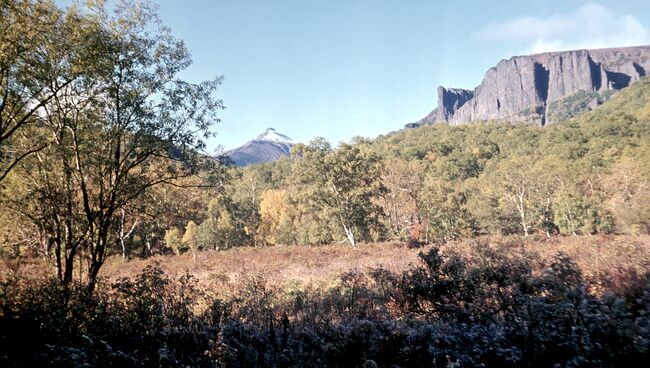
544,197 -> 552,238
87,237 -> 107,293
342,223 -> 356,247
518,189 -> 529,237
118,209 -> 138,259
62,245 -> 79,286
87,260 -> 101,293
53,238 -> 63,282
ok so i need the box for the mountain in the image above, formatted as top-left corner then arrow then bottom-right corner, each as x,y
225,128 -> 295,166
409,46 -> 650,128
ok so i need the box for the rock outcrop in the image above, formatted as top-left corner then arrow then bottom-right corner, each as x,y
413,46 -> 650,126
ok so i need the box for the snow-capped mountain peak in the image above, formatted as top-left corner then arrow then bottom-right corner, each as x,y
255,128 -> 294,144
225,128 -> 295,166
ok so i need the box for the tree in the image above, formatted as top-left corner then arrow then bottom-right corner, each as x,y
0,0 -> 82,182
380,158 -> 425,241
420,176 -> 478,242
136,173 -> 221,257
164,227 -> 183,255
494,158 -> 539,237
602,156 -> 648,234
198,196 -> 245,250
227,166 -> 269,246
258,188 -> 295,245
182,220 -> 200,262
292,138 -> 385,247
4,0 -> 224,291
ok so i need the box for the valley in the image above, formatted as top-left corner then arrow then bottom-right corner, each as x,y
1,0 -> 649,366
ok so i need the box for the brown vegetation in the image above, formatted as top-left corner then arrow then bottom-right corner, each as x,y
5,235 -> 647,297
94,235 -> 650,292
4,235 -> 650,367
100,241 -> 421,292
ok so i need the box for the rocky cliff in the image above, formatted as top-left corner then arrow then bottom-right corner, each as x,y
414,46 -> 650,126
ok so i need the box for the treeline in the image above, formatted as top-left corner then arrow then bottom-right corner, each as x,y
164,77 -> 650,251
2,241 -> 649,366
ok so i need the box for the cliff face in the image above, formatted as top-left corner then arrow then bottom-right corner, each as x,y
416,46 -> 650,126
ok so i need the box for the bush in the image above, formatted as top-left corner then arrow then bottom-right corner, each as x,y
1,245 -> 649,366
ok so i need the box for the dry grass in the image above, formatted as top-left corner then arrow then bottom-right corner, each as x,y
100,235 -> 650,292
441,234 -> 650,279
6,235 -> 650,293
100,241 -> 422,292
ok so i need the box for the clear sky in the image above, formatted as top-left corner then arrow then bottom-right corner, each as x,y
78,1 -> 650,151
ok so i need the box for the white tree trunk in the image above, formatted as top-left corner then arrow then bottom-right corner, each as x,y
518,188 -> 530,237
118,209 -> 138,258
342,223 -> 356,248
505,182 -> 529,237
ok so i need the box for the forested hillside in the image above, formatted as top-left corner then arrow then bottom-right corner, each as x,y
3,72 -> 649,265
158,76 -> 650,253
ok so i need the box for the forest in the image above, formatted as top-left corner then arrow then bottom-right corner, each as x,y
1,0 -> 650,366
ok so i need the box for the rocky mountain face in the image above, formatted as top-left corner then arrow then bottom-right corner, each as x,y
225,128 -> 294,166
412,46 -> 650,127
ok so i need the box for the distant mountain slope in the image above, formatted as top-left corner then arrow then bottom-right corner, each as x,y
410,45 -> 650,127
225,128 -> 295,166
571,75 -> 650,123
383,75 -> 650,162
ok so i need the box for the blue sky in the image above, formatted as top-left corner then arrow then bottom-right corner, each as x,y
85,1 -> 650,151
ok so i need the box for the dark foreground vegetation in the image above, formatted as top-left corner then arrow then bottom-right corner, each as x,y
2,241 -> 649,367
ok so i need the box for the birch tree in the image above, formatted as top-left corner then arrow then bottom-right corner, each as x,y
292,138 -> 385,247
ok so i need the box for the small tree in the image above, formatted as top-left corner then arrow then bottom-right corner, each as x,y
182,221 -> 200,262
164,228 -> 183,255
495,159 -> 538,237
199,196 -> 244,250
380,158 -> 425,241
420,177 -> 478,242
292,138 -> 385,247
259,188 -> 295,245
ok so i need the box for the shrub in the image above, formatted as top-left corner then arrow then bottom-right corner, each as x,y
2,244 -> 650,366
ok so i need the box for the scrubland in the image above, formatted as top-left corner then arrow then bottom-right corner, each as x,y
97,235 -> 650,291
2,235 -> 650,367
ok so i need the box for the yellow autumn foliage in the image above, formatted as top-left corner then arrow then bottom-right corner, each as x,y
259,188 -> 294,244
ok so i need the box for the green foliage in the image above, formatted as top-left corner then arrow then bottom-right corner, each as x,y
0,0 -> 225,290
370,78 -> 649,239
164,227 -> 184,255
2,0 -> 650,273
0,1 -> 228,290
420,178 -> 478,241
200,196 -> 247,250
547,89 -> 614,123
292,138 -> 386,246
205,77 -> 650,247
0,0 -> 77,182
